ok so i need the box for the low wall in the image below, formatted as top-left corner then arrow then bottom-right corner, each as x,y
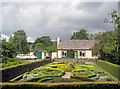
1,59 -> 51,82
53,58 -> 97,64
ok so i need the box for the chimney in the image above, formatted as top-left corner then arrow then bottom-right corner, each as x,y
57,36 -> 60,46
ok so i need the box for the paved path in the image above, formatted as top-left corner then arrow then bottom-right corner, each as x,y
62,72 -> 71,79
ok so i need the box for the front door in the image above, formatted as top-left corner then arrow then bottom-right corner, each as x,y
74,51 -> 77,58
34,52 -> 42,59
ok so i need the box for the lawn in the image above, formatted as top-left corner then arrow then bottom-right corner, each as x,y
10,61 -> 117,83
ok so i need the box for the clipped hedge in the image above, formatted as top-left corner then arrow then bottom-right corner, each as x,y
9,72 -> 30,82
70,75 -> 95,81
24,75 -> 62,82
1,59 -> 51,82
1,81 -> 120,89
10,70 -> 65,82
96,60 -> 120,80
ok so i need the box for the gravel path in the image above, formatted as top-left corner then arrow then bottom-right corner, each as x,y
62,72 -> 71,78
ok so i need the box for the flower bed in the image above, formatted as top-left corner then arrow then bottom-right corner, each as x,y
10,61 -> 117,82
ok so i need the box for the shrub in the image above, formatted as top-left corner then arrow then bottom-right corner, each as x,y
84,62 -> 93,65
70,74 -> 95,81
2,57 -> 15,63
10,72 -> 30,82
2,57 -> 8,63
98,76 -> 108,81
67,63 -> 75,68
96,60 -> 120,80
1,59 -> 51,82
23,73 -> 40,80
1,82 -> 120,89
32,66 -> 47,71
67,49 -> 74,58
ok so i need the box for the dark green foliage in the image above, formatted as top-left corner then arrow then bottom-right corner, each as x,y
33,36 -> 52,47
2,57 -> 15,63
96,60 -> 120,80
2,57 -> 25,68
33,36 -> 57,52
92,10 -> 120,65
67,49 -> 73,58
2,40 -> 17,58
9,30 -> 29,54
92,31 -> 119,64
1,59 -> 51,82
1,82 -> 119,89
71,75 -> 95,81
71,29 -> 89,40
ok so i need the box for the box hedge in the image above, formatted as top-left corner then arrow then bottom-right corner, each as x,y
1,81 -> 119,89
96,60 -> 120,80
1,59 -> 51,82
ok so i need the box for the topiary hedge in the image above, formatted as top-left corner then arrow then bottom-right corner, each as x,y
1,81 -> 119,89
96,60 -> 120,80
1,59 -> 51,82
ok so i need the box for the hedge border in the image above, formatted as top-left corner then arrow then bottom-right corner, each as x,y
1,59 -> 51,82
96,60 -> 120,80
1,81 -> 120,89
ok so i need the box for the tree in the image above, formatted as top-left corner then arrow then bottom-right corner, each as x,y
71,29 -> 89,40
46,41 -> 57,53
33,36 -> 56,52
9,30 -> 29,53
34,43 -> 45,50
2,40 -> 17,58
92,10 -> 120,65
33,36 -> 52,49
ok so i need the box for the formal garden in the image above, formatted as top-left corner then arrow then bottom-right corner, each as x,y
9,61 -> 118,83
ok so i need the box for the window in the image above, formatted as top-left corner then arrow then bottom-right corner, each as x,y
80,51 -> 85,56
62,51 -> 67,57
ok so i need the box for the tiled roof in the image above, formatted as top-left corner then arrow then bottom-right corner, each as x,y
57,40 -> 98,50
32,49 -> 47,52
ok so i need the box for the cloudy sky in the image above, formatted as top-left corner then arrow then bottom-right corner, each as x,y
1,0 -> 119,42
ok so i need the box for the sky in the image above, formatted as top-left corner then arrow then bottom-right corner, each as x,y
0,0 -> 119,42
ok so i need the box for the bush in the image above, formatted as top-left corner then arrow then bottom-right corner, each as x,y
71,69 -> 96,81
96,60 -> 120,80
67,63 -> 75,68
98,76 -> 108,81
2,57 -> 15,63
10,72 -> 30,82
1,59 -> 51,82
2,57 -> 8,63
23,73 -> 40,80
1,81 -> 119,89
32,66 -> 47,71
67,49 -> 74,58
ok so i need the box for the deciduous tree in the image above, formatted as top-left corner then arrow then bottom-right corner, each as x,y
9,30 -> 29,53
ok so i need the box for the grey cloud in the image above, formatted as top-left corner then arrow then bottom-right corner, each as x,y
76,2 -> 103,11
2,1 -> 118,42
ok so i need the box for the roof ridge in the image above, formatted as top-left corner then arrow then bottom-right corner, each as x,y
61,39 -> 97,41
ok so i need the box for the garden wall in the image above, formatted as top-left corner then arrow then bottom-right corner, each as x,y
53,58 -> 96,64
1,81 -> 119,89
96,60 -> 120,80
1,59 -> 51,82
